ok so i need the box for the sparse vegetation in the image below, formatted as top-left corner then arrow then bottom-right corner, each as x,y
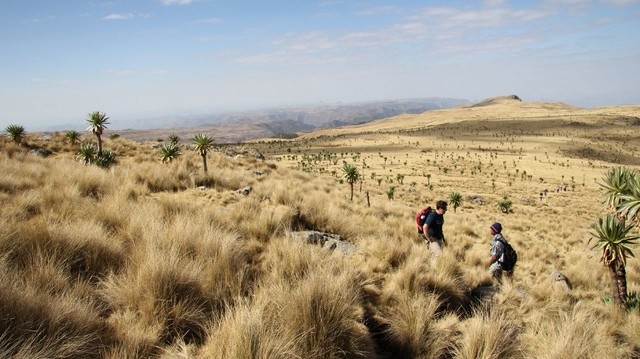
342,162 -> 359,201
65,130 -> 80,145
592,167 -> 640,308
498,197 -> 513,213
168,133 -> 180,145
590,214 -> 639,307
449,191 -> 463,212
95,149 -> 117,168
1,100 -> 640,358
85,111 -> 110,156
160,142 -> 181,164
192,133 -> 214,174
77,142 -> 97,165
5,124 -> 25,144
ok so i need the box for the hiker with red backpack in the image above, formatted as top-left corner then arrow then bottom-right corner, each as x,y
416,200 -> 448,257
486,222 -> 517,281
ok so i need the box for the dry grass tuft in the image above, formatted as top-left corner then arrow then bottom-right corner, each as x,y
453,307 -> 522,359
257,271 -> 376,359
198,301 -> 296,359
521,303 -> 635,358
0,258 -> 112,359
377,291 -> 460,359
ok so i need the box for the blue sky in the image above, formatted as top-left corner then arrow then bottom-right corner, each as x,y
1,0 -> 640,130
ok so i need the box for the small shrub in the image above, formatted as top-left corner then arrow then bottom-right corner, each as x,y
95,150 -> 117,169
386,186 -> 395,200
498,197 -> 513,213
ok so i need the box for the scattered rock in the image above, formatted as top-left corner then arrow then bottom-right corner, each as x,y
224,146 -> 265,161
550,269 -> 572,291
466,194 -> 485,205
290,230 -> 356,254
30,148 -> 52,157
520,196 -> 536,206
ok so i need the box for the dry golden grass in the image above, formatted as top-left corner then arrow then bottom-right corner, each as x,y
2,99 -> 640,358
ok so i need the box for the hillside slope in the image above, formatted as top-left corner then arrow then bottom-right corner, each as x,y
295,95 -> 640,139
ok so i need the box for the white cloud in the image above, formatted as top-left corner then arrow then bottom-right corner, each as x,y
160,0 -> 195,5
103,13 -> 133,20
601,0 -> 640,5
226,3 -> 559,68
483,0 -> 507,7
413,6 -> 549,30
192,17 -> 223,24
28,77 -> 85,85
543,0 -> 590,4
106,69 -> 168,76
356,6 -> 402,16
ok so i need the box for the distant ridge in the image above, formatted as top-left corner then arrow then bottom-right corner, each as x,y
467,95 -> 522,108
117,97 -> 468,143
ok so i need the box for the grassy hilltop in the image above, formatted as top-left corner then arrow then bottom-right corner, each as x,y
1,96 -> 640,358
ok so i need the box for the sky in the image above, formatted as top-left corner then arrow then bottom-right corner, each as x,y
1,0 -> 640,130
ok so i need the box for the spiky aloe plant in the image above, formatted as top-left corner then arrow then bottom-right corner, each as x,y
192,134 -> 214,174
167,134 -> 180,146
5,124 -> 25,144
86,111 -> 110,156
590,214 -> 640,307
161,142 -> 181,164
342,163 -> 359,201
65,130 -> 81,145
600,167 -> 636,210
449,191 -> 463,213
77,142 -> 97,165
95,150 -> 117,168
616,172 -> 640,222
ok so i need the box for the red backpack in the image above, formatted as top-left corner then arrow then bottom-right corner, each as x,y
415,207 -> 432,234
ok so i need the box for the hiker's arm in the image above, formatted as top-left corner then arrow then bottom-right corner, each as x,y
423,213 -> 435,241
422,223 -> 430,240
486,255 -> 498,267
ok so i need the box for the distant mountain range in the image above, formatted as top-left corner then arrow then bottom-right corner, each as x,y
116,97 -> 469,143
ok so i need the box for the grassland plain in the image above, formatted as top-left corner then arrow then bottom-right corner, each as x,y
1,96 -> 640,358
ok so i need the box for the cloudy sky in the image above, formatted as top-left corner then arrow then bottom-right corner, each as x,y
1,0 -> 639,130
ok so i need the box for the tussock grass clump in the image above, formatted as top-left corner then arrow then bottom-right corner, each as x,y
102,253 -> 218,346
377,292 -> 460,359
102,213 -> 252,347
453,307 -> 522,359
227,199 -> 297,242
0,259 -> 112,359
520,303 -> 635,358
383,253 -> 471,316
131,161 -> 193,192
0,162 -> 40,195
355,235 -> 414,273
256,271 -> 376,359
0,219 -> 125,281
74,165 -> 116,200
198,301 -> 296,359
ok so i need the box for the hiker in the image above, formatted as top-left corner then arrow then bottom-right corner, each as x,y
422,200 -> 448,257
486,222 -> 514,281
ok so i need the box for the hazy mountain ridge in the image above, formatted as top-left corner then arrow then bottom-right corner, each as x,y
116,97 -> 468,143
